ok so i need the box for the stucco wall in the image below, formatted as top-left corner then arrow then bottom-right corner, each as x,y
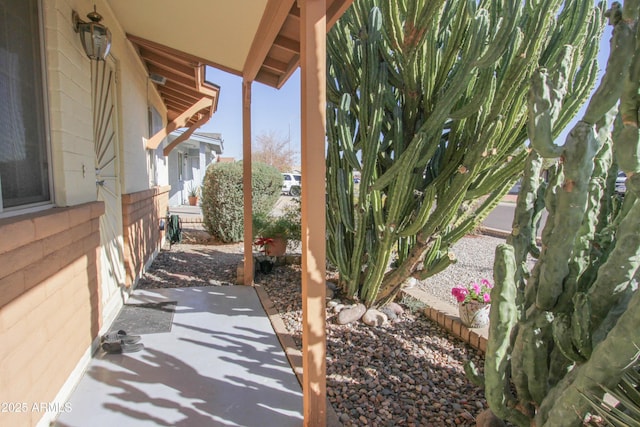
44,0 -> 96,207
44,0 -> 168,205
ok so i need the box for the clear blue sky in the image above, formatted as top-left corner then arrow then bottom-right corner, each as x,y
200,68 -> 301,162
201,20 -> 613,160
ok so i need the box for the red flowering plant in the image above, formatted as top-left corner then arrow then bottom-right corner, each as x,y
451,279 -> 493,305
254,237 -> 275,255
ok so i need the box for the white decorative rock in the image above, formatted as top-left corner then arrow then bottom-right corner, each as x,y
362,309 -> 388,326
336,303 -> 366,325
384,302 -> 404,315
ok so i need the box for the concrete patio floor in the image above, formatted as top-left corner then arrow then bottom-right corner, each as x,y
53,285 -> 303,427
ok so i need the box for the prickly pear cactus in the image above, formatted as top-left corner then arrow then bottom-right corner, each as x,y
483,2 -> 640,426
326,0 -> 604,307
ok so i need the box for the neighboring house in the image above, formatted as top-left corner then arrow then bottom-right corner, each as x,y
167,131 -> 223,206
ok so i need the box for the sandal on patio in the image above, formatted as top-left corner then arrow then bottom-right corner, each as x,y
101,330 -> 141,344
101,341 -> 144,354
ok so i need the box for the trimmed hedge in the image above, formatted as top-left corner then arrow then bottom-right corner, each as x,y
201,161 -> 282,243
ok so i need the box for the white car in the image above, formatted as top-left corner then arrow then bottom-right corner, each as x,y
282,173 -> 301,196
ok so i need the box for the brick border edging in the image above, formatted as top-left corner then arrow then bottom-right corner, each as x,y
402,288 -> 488,354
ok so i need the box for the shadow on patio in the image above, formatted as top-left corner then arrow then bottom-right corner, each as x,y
53,286 -> 303,427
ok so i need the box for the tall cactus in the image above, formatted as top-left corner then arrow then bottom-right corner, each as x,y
326,0 -> 603,307
482,2 -> 640,425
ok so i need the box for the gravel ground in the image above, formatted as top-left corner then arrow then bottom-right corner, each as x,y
137,227 -> 506,426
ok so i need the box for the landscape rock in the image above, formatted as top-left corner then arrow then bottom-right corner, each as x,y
384,302 -> 404,315
333,304 -> 346,313
336,303 -> 366,325
362,309 -> 388,326
476,409 -> 506,427
379,306 -> 397,320
326,288 -> 335,300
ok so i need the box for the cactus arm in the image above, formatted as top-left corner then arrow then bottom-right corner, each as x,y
523,311 -> 554,406
582,3 -> 635,124
507,150 -> 543,279
484,244 -> 530,427
587,197 -> 640,337
536,122 -> 600,311
617,21 -> 640,174
538,288 -> 640,427
527,47 -> 574,158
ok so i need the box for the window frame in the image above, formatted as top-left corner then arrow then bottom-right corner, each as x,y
0,0 -> 54,218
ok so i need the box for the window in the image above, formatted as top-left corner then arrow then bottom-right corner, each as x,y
178,152 -> 184,181
0,0 -> 51,212
147,106 -> 163,187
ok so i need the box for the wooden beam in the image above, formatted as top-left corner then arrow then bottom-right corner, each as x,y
162,81 -> 211,101
148,64 -> 197,89
256,69 -> 283,88
141,49 -> 197,78
127,33 -> 243,78
263,57 -> 289,74
243,0 -> 296,81
195,66 -> 221,110
327,0 -> 353,30
242,79 -> 254,285
273,35 -> 300,53
162,113 -> 211,156
300,1 -> 327,425
161,91 -> 197,106
146,97 -> 212,149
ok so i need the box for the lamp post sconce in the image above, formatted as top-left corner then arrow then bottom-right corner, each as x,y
72,6 -> 111,60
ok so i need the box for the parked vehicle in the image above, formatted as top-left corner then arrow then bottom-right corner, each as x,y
615,171 -> 627,195
282,172 -> 301,196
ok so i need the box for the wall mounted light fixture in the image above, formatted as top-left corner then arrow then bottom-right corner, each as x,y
72,6 -> 111,60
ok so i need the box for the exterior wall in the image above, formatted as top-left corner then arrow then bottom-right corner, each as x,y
44,0 -> 97,207
0,1 -> 171,426
0,202 -> 103,427
121,186 -> 170,287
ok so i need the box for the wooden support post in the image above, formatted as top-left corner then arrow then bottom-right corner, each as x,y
242,79 -> 254,285
300,0 -> 327,425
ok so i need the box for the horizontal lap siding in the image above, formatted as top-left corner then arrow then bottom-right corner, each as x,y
0,202 -> 103,427
121,186 -> 170,287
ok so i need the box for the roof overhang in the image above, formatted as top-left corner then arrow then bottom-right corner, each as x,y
107,0 -> 352,154
107,0 -> 352,88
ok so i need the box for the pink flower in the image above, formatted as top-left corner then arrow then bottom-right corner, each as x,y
481,279 -> 492,288
483,293 -> 491,303
472,282 -> 481,294
451,287 -> 469,303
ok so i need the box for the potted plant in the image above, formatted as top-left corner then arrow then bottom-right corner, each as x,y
451,279 -> 492,328
253,202 -> 301,254
187,184 -> 199,206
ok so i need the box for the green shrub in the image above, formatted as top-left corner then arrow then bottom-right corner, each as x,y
201,161 -> 282,243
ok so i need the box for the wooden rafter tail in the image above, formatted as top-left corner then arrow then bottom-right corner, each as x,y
146,97 -> 213,150
162,113 -> 211,156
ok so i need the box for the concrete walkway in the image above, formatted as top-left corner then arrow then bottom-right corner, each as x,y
54,286 -> 303,427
